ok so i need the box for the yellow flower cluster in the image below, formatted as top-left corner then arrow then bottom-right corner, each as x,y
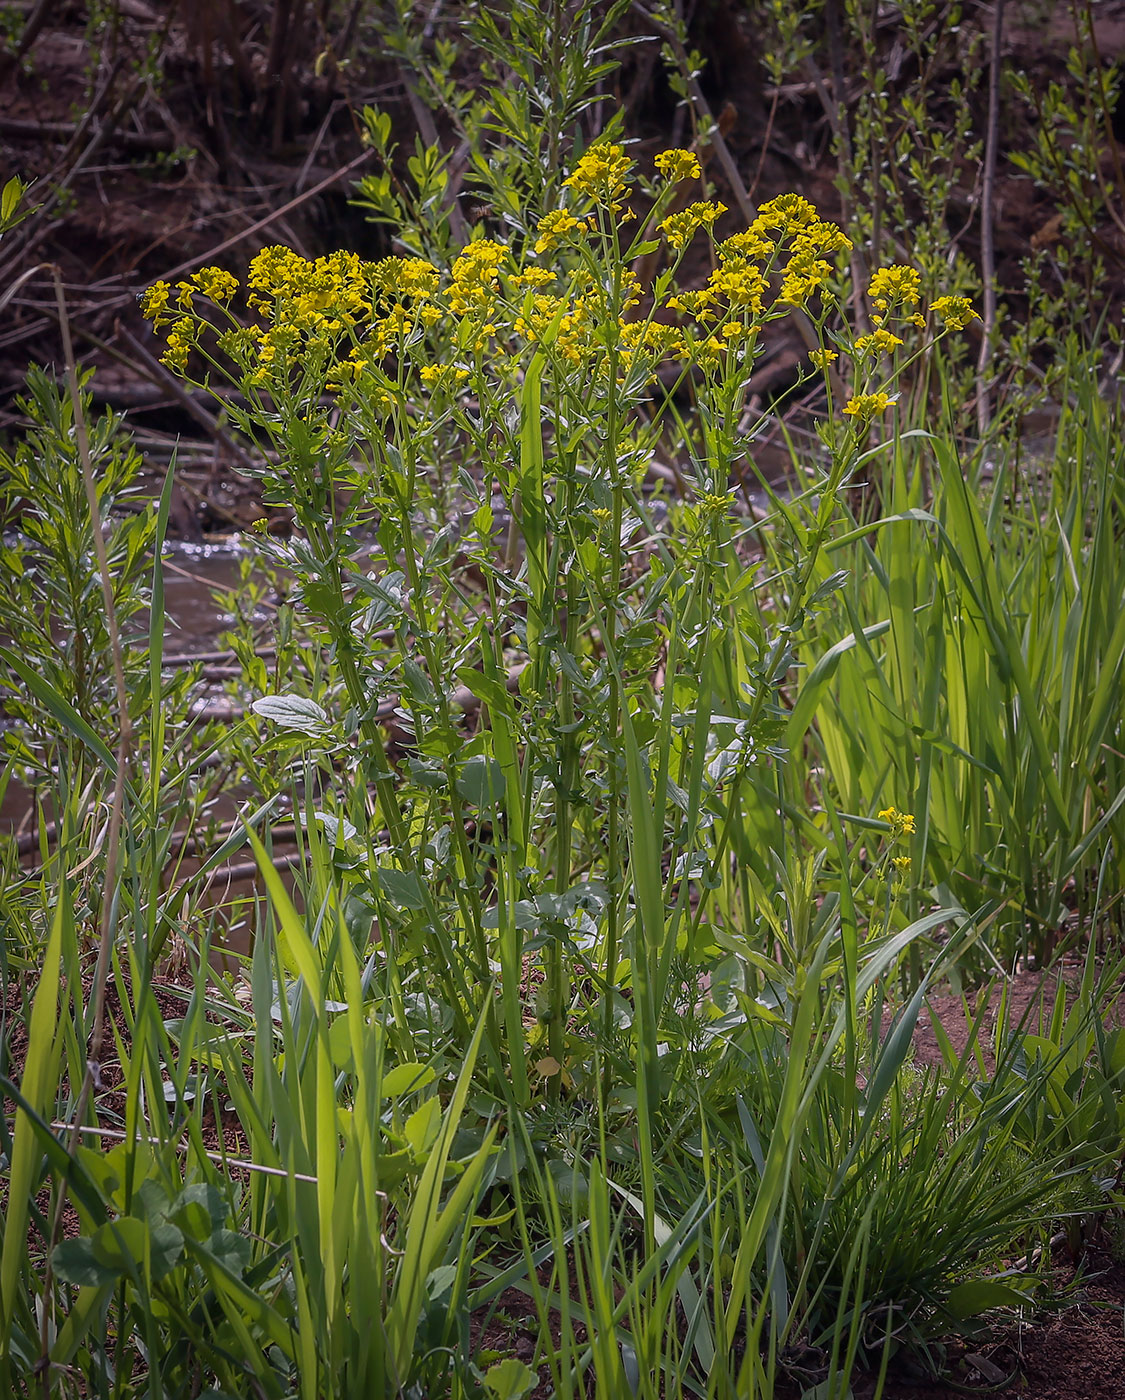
754,192 -> 817,232
779,250 -> 834,307
370,256 -> 440,300
513,287 -> 601,366
246,246 -> 371,333
190,267 -> 238,303
510,267 -> 556,289
854,328 -> 904,356
660,200 -> 727,250
139,280 -> 172,326
449,239 -> 506,316
618,317 -> 688,374
792,220 -> 852,257
868,265 -> 922,310
419,364 -> 470,388
654,148 -> 701,182
718,229 -> 774,263
534,209 -> 586,256
878,806 -> 916,838
777,219 -> 853,306
139,160 -> 979,426
707,261 -> 768,313
930,295 -> 979,330
563,142 -> 632,208
844,391 -> 894,421
161,320 -> 196,371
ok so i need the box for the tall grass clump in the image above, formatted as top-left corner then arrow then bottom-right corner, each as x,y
753,352 -> 1125,970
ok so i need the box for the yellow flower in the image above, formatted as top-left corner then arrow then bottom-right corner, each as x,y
808,348 -> 838,369
877,806 -> 916,838
534,209 -> 584,255
563,142 -> 633,206
190,267 -> 238,303
792,220 -> 853,257
854,328 -> 904,356
660,200 -> 727,250
139,281 -> 172,326
779,250 -> 833,306
892,855 -> 912,874
397,258 -> 440,297
449,239 -> 507,316
160,320 -> 195,372
419,364 -> 470,388
844,391 -> 894,421
510,267 -> 557,288
707,261 -> 766,313
868,265 -> 922,310
929,295 -> 980,331
654,148 -> 701,182
755,193 -> 817,232
718,229 -> 774,263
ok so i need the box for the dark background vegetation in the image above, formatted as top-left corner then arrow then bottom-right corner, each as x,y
3,0 -> 1124,503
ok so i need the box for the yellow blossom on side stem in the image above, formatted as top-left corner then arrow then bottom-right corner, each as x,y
930,295 -> 980,331
779,250 -> 833,306
160,320 -> 196,372
868,264 -> 922,311
654,148 -> 701,182
718,229 -> 774,263
854,328 -> 904,356
843,391 -> 894,422
534,209 -> 584,255
878,806 -> 916,838
563,142 -> 633,207
660,200 -> 727,251
190,267 -> 239,303
139,281 -> 171,326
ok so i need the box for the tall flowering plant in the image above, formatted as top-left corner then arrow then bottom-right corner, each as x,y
143,143 -> 976,1108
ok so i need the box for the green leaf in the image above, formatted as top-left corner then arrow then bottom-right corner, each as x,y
252,693 -> 330,734
2,176 -> 26,223
51,1238 -> 121,1287
946,1278 -> 1034,1320
404,1097 -> 442,1159
484,1358 -> 537,1399
206,1229 -> 251,1276
377,866 -> 427,910
456,754 -> 506,808
172,1184 -> 226,1242
382,1062 -> 436,1098
1,889 -> 67,1340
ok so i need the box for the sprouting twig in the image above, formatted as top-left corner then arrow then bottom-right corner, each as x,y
976,0 -> 1005,438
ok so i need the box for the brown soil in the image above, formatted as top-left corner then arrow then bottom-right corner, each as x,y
914,959 -> 1125,1073
859,1248 -> 1125,1400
